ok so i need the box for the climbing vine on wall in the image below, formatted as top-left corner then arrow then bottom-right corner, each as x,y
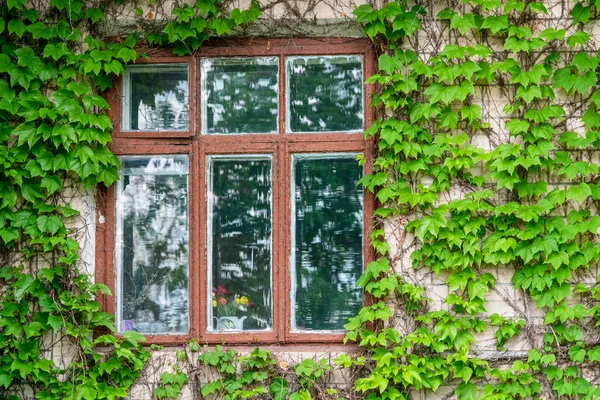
342,0 -> 600,398
3,0 -> 600,397
0,0 -> 259,398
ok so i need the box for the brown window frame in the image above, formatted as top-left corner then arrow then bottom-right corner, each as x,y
95,38 -> 375,345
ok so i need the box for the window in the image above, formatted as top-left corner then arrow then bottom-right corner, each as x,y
121,64 -> 190,132
96,39 -> 374,344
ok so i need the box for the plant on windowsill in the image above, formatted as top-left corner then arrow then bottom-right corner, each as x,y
212,284 -> 254,330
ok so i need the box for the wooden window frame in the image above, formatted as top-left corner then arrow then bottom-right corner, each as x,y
96,38 -> 375,345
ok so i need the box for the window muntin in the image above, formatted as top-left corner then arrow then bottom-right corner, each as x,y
121,64 -> 189,132
290,154 -> 364,332
207,156 -> 273,332
201,57 -> 279,135
286,56 -> 364,133
115,155 -> 189,334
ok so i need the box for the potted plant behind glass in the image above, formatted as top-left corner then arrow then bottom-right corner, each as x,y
212,284 -> 252,330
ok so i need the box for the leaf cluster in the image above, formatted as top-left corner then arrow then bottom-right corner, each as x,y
0,0 -> 260,398
346,0 -> 600,398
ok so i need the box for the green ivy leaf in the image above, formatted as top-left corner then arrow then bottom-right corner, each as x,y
269,378 -> 289,400
43,44 -> 68,61
14,122 -> 39,147
122,330 -> 146,346
82,94 -> 110,110
365,20 -> 386,39
425,83 -> 458,104
567,31 -> 590,48
415,211 -> 447,240
27,22 -> 53,39
564,325 -> 583,342
588,346 -> 600,362
450,14 -> 476,35
7,19 -> 27,37
455,382 -> 477,400
14,274 -> 35,300
211,18 -> 231,35
9,66 -> 35,89
568,345 -> 586,363
38,63 -> 59,82
573,71 -> 596,95
566,183 -> 591,203
481,15 -> 508,33
7,0 -> 26,10
37,215 -> 62,235
15,47 -> 42,73
516,85 -> 542,104
572,52 -> 599,71
84,7 -> 105,23
21,181 -> 44,202
460,104 -> 481,123
571,2 -> 591,24
0,374 -> 12,389
438,108 -> 459,130
41,175 -> 63,195
116,48 -> 137,63
0,228 -> 19,244
353,4 -> 375,22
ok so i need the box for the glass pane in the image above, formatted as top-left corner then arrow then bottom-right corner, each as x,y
292,155 -> 363,331
202,58 -> 278,134
122,65 -> 189,131
116,156 -> 189,334
286,56 -> 363,133
208,157 -> 272,331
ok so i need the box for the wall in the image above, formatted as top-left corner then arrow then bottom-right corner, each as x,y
39,0 -> 600,398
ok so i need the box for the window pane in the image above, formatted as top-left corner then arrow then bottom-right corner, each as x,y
202,58 -> 278,134
122,65 -> 189,131
116,156 -> 189,334
286,56 -> 363,133
208,157 -> 272,331
292,155 -> 363,331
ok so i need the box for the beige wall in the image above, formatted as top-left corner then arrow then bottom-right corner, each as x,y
81,0 -> 600,398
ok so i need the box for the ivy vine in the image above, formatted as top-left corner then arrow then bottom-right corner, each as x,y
0,0 -> 259,398
3,0 -> 600,398
342,0 -> 600,398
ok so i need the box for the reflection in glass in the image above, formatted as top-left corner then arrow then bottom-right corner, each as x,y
292,155 -> 363,331
122,65 -> 189,131
208,157 -> 272,331
202,58 -> 278,134
286,56 -> 363,133
115,156 -> 189,334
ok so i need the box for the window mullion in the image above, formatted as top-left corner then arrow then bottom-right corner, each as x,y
278,140 -> 291,343
191,140 -> 203,340
277,52 -> 287,342
271,142 -> 285,342
278,53 -> 286,136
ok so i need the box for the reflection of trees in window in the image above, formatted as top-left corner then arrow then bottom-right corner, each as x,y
209,158 -> 272,330
287,56 -> 363,133
127,67 -> 188,131
293,157 -> 363,331
202,58 -> 278,134
118,157 -> 189,334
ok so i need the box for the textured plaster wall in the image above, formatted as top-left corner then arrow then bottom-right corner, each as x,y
76,0 -> 600,397
85,2 -> 374,397
99,0 -> 372,37
385,1 -> 600,397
